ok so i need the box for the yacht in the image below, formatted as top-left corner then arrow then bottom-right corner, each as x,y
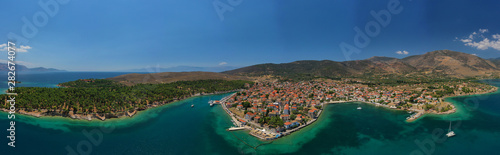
357,106 -> 362,110
191,104 -> 194,108
446,121 -> 455,137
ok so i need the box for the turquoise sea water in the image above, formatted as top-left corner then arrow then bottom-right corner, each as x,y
1,73 -> 500,154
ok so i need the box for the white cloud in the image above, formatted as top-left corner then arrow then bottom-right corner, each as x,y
493,34 -> 500,39
471,53 -> 477,56
0,44 -> 6,51
396,50 -> 409,55
218,62 -> 227,66
459,29 -> 500,51
461,38 -> 472,43
0,44 -> 32,52
18,45 -> 32,52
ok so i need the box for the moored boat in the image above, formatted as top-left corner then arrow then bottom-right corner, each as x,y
446,121 -> 455,137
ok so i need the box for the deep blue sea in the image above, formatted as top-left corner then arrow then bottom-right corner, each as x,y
1,72 -> 499,154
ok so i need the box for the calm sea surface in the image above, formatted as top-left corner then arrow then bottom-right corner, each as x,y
1,72 -> 499,154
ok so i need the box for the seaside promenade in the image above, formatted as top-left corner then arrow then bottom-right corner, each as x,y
219,93 -> 241,127
222,96 -> 460,141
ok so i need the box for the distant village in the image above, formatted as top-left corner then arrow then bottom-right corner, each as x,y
220,79 -> 497,140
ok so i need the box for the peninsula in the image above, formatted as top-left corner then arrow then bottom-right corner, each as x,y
1,79 -> 253,121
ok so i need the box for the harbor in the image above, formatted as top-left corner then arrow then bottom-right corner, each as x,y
325,100 -> 426,122
406,111 -> 424,122
219,94 -> 325,141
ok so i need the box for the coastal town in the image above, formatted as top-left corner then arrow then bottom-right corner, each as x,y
217,79 -> 497,140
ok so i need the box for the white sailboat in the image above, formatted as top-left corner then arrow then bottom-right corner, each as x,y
446,121 -> 455,137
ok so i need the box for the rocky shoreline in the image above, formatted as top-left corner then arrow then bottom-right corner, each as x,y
406,86 -> 498,122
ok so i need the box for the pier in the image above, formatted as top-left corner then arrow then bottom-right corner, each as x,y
406,111 -> 424,122
228,127 -> 246,131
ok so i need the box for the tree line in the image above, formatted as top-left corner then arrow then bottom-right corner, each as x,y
1,79 -> 252,115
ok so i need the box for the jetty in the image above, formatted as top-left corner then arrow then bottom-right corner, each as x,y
127,110 -> 137,117
406,110 -> 424,122
228,126 -> 246,131
95,114 -> 106,121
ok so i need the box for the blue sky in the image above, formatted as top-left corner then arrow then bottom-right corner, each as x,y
1,0 -> 500,71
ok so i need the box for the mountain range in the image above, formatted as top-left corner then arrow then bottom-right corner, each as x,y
0,63 -> 64,72
7,50 -> 500,80
119,65 -> 239,73
223,50 -> 500,78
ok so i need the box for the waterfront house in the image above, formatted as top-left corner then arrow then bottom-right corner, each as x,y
245,112 -> 256,120
284,121 -> 300,129
239,119 -> 247,125
284,122 -> 292,129
308,109 -> 318,118
291,121 -> 300,128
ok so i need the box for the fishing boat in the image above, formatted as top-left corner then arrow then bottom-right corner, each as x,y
446,121 -> 455,137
